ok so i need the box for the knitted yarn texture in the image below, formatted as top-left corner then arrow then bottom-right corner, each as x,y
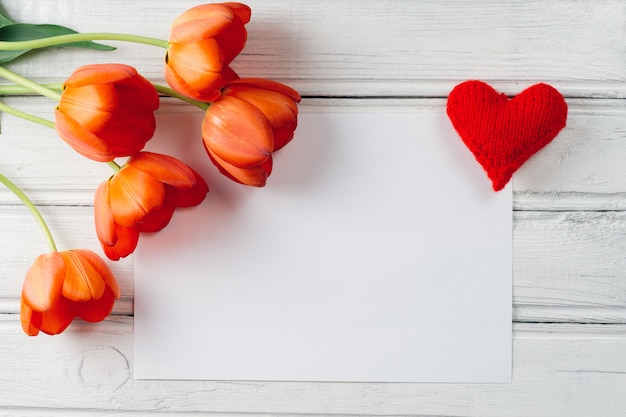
446,80 -> 568,191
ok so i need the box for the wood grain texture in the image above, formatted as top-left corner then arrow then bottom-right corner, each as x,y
0,0 -> 625,416
1,317 -> 625,416
0,1 -> 624,97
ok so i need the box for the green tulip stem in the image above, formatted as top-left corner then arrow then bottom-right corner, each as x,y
0,83 -> 62,95
0,172 -> 57,252
0,100 -> 55,128
153,84 -> 209,110
0,66 -> 61,101
0,33 -> 169,50
107,161 -> 121,173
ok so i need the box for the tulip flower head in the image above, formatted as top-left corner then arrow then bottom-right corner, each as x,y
55,64 -> 160,162
20,249 -> 121,336
94,152 -> 209,260
202,78 -> 301,186
165,2 -> 251,102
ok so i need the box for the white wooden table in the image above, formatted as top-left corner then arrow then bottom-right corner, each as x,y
1,1 -> 625,415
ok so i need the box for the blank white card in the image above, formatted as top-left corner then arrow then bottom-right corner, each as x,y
134,110 -> 512,382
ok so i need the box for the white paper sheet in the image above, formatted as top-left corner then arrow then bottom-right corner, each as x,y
134,110 -> 512,382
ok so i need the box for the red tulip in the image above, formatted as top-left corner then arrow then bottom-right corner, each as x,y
202,78 -> 301,186
55,63 -> 160,162
165,2 -> 251,101
20,249 -> 121,336
94,152 -> 209,260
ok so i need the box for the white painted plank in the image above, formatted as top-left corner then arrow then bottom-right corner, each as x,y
1,97 -> 626,210
0,1 -> 624,97
514,211 -> 626,323
0,317 -> 624,416
1,206 -> 626,324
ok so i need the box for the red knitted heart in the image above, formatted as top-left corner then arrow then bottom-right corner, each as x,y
446,81 -> 568,191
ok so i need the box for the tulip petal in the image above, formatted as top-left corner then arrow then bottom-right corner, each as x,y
169,39 -> 224,73
129,152 -> 196,188
164,62 -> 223,102
73,286 -> 116,323
73,249 -> 120,299
37,297 -> 75,335
54,109 -> 115,162
228,78 -> 302,103
220,65 -> 240,84
60,251 -> 106,302
225,2 -> 252,24
165,40 -> 225,101
21,252 -> 65,312
135,203 -> 176,233
108,105 -> 157,133
94,180 -> 117,245
108,165 -> 165,227
63,64 -> 139,88
165,170 -> 210,207
20,299 -> 41,336
224,79 -> 300,151
202,95 -> 273,168
169,3 -> 235,44
97,123 -> 153,156
58,85 -> 118,135
207,147 -> 272,187
101,223 -> 140,261
115,76 -> 160,113
94,198 -> 140,260
226,86 -> 298,127
215,21 -> 247,65
60,83 -> 119,116
272,125 -> 297,152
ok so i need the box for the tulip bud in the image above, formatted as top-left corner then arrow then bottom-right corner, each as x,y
165,3 -> 251,101
55,64 -> 159,162
20,249 -> 121,336
202,78 -> 301,186
94,152 -> 209,260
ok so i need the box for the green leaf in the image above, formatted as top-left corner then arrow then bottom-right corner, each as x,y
0,23 -> 115,64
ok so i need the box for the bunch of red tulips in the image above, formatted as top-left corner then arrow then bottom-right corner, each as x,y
0,3 -> 300,336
